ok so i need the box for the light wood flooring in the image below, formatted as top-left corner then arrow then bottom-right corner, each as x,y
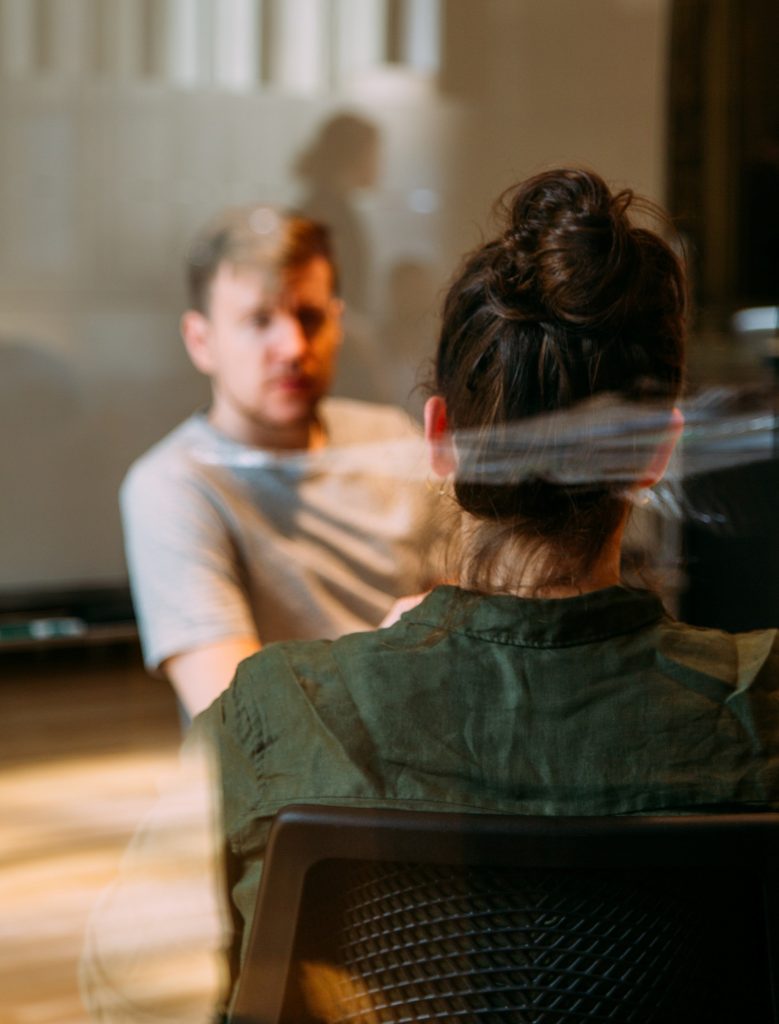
0,644 -> 182,1024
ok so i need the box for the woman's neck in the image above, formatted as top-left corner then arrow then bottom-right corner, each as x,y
461,516 -> 626,599
518,552 -> 622,598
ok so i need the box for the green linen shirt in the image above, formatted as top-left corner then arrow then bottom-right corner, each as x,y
194,584 -> 779,976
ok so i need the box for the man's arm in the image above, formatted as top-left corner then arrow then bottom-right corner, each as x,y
172,591 -> 437,718
121,452 -> 264,716
164,636 -> 262,720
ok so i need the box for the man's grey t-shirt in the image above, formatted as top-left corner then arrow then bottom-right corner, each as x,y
121,398 -> 438,672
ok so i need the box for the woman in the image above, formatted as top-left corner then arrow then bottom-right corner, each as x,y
198,168 -> 779,986
83,170 -> 779,1021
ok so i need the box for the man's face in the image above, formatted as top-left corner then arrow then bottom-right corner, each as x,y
184,256 -> 341,448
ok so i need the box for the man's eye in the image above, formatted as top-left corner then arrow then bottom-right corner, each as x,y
252,312 -> 274,329
297,308 -> 326,336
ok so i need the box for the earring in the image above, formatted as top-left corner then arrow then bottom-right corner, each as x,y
634,487 -> 652,508
438,475 -> 454,497
426,476 -> 449,497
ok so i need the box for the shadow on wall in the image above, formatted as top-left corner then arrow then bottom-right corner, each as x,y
294,111 -> 381,315
293,111 -> 387,405
292,112 -> 441,417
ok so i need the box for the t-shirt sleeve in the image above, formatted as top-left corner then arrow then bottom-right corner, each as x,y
120,457 -> 258,673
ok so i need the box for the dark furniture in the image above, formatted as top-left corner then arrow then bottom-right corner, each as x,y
679,376 -> 779,634
229,805 -> 779,1024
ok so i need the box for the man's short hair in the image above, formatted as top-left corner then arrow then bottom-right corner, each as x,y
186,206 -> 337,313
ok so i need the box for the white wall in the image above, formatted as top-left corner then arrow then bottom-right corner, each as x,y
440,0 -> 672,256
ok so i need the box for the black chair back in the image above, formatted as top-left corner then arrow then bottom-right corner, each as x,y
229,806 -> 779,1024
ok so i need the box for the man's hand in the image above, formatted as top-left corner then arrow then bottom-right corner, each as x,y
163,636 -> 261,720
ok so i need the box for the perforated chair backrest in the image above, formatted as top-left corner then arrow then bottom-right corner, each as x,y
228,806 -> 779,1024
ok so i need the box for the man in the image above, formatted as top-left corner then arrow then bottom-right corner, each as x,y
121,206 -> 436,719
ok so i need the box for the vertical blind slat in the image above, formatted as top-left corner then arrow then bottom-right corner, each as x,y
268,0 -> 329,94
0,0 -> 37,76
213,0 -> 260,91
333,0 -> 387,85
43,0 -> 94,77
404,0 -> 440,73
98,0 -> 146,79
163,0 -> 211,86
0,0 -> 439,88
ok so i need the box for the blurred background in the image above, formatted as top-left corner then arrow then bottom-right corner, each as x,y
1,2 -> 777,1021
0,0 -> 777,621
0,0 -> 676,607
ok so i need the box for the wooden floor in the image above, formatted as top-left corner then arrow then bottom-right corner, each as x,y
0,644 -> 182,1024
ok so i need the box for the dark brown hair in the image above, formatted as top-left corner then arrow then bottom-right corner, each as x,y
434,168 -> 687,591
186,206 -> 336,314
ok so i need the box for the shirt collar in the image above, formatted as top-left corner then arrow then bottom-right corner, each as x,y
405,585 -> 666,649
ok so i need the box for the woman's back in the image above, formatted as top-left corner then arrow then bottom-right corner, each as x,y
209,584 -> 779,826
200,167 -> 779,1001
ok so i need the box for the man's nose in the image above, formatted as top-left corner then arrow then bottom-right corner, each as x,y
274,312 -> 309,361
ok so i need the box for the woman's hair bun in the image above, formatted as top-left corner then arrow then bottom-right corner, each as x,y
500,168 -> 644,328
432,165 -> 686,591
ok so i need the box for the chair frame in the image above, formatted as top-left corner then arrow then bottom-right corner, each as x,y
229,805 -> 779,1023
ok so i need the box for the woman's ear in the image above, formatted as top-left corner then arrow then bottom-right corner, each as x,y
424,396 -> 458,478
639,406 -> 684,487
180,310 -> 215,376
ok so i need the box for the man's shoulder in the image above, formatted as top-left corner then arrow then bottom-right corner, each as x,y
121,413 -> 211,498
322,397 -> 421,445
